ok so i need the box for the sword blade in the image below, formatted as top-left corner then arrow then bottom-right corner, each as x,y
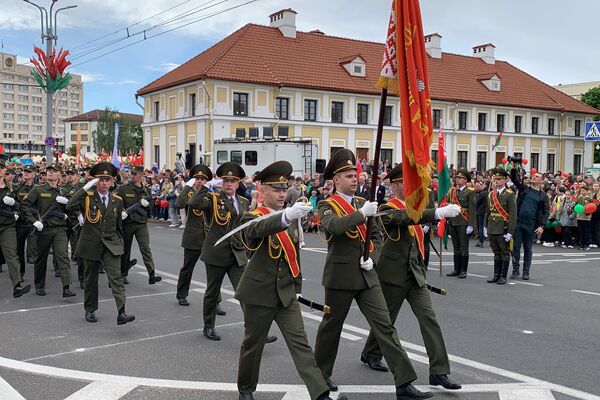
213,209 -> 285,247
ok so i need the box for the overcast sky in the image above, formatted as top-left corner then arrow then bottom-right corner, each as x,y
1,0 -> 597,114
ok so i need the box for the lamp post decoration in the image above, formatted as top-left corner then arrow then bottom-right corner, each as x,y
30,46 -> 72,93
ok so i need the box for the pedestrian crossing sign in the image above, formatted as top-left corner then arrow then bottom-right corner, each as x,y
585,122 -> 600,141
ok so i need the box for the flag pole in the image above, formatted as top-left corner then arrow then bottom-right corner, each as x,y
439,221 -> 443,276
363,87 -> 388,261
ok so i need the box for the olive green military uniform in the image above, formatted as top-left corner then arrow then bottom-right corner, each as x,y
313,149 -> 418,388
443,169 -> 477,277
115,181 -> 156,278
22,178 -> 73,292
422,188 -> 436,268
236,161 -> 329,400
188,164 -> 248,331
13,178 -> 37,277
485,171 -> 517,283
175,164 -> 213,302
66,175 -> 127,313
0,181 -> 25,288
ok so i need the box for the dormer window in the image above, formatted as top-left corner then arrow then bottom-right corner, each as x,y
340,55 -> 366,77
353,65 -> 363,74
477,73 -> 501,92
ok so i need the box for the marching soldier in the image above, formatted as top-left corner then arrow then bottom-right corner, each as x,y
66,162 -> 135,325
443,168 -> 476,279
174,164 -> 212,306
0,172 -> 31,298
13,165 -> 37,279
22,163 -> 76,298
115,166 -> 161,284
484,167 -> 517,285
359,164 -> 462,391
313,149 -> 433,400
236,161 -> 339,400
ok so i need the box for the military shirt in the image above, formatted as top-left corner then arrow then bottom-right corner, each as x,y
21,183 -> 70,228
484,188 -> 517,235
0,183 -> 18,231
444,186 -> 477,227
115,182 -> 151,224
175,185 -> 206,250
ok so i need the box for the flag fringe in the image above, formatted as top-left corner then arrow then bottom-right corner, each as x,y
376,76 -> 397,90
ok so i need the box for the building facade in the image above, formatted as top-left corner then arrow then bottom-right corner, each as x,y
0,51 -> 83,157
554,81 -> 600,101
137,9 -> 598,175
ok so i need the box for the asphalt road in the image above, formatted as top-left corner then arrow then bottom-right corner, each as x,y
0,222 -> 599,400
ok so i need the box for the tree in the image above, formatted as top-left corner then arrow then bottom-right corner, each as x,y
93,107 -> 143,154
581,86 -> 600,121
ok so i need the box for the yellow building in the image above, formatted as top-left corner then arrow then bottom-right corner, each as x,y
137,9 -> 599,174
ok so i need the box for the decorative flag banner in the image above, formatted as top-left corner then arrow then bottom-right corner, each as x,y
437,122 -> 451,247
377,0 -> 433,221
76,126 -> 81,167
29,46 -> 72,93
492,130 -> 503,150
112,123 -> 121,169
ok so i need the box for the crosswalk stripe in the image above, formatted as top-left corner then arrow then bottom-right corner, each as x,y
499,388 -> 556,400
64,381 -> 137,400
0,375 -> 26,400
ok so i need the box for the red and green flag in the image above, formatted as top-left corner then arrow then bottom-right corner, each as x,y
492,130 -> 503,151
436,125 -> 451,247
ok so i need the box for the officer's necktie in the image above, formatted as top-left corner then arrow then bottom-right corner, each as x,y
102,196 -> 107,208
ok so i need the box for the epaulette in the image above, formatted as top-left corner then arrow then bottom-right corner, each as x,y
112,194 -> 123,200
468,187 -> 475,191
506,189 -> 513,193
249,209 -> 262,216
85,190 -> 94,196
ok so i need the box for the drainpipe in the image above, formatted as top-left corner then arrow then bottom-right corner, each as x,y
134,94 -> 144,111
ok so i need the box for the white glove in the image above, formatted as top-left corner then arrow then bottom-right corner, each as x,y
360,257 -> 374,271
140,198 -> 149,208
422,225 -> 430,234
121,211 -> 128,220
483,227 -> 488,238
284,202 -> 312,222
55,196 -> 68,205
63,213 -> 68,220
2,196 -> 15,206
466,225 -> 474,235
33,221 -> 44,231
14,214 -> 19,221
296,293 -> 302,300
83,178 -> 99,191
359,201 -> 378,218
78,214 -> 84,226
504,233 -> 512,242
435,204 -> 461,219
185,178 -> 196,187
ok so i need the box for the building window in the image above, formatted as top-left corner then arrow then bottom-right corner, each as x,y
71,123 -> 79,130
80,123 -> 88,130
431,149 -> 438,168
458,111 -> 468,130
154,101 -> 160,122
304,99 -> 317,121
496,114 -> 505,132
383,105 -> 393,126
188,93 -> 196,116
432,109 -> 442,129
331,101 -> 344,123
275,97 -> 289,120
573,154 -> 582,175
515,115 -> 522,133
477,151 -> 487,172
514,152 -> 523,160
381,148 -> 393,164
548,118 -> 555,136
547,153 -> 555,173
530,153 -> 539,170
217,151 -> 228,164
477,113 -> 487,131
457,151 -> 468,169
575,119 -> 582,136
32,96 -> 42,103
233,92 -> 248,116
532,117 -> 539,134
231,150 -> 242,165
154,145 -> 160,166
357,103 -> 369,125
245,151 -> 258,166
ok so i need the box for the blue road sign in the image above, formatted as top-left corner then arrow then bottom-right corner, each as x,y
585,122 -> 600,141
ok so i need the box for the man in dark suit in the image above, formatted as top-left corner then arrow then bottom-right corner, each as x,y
355,173 -> 369,199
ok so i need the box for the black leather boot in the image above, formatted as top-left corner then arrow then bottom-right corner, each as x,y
446,254 -> 461,276
458,255 -> 468,278
117,307 -> 135,325
497,260 -> 509,285
487,260 -> 501,283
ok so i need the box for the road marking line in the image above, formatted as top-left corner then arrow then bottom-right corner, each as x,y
572,289 -> 600,297
512,281 -> 544,287
64,381 -> 138,400
0,375 -> 26,400
162,278 -> 178,285
499,388 -> 556,400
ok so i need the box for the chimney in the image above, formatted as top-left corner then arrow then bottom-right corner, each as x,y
269,8 -> 297,38
473,43 -> 495,64
424,33 -> 442,59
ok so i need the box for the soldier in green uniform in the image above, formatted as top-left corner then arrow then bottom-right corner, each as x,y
115,166 -> 161,285
443,168 -> 477,279
0,173 -> 31,298
13,165 -> 37,279
66,162 -> 135,325
188,162 -> 252,341
235,161 -> 337,400
359,164 -> 462,391
313,149 -> 433,400
175,164 -> 212,306
22,163 -> 76,298
484,167 -> 517,285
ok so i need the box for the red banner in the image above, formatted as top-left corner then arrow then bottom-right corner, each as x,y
254,207 -> 300,278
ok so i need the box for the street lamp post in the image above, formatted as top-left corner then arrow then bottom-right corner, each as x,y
27,140 -> 33,157
22,0 -> 77,166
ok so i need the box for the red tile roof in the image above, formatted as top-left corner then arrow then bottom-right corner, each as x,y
64,109 -> 143,123
137,24 -> 598,115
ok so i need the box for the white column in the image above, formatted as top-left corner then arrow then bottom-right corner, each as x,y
322,126 -> 329,159
159,125 -> 166,170
489,135 -> 496,169
177,122 -> 185,154
541,138 -> 548,172
470,134 -> 477,168
143,128 -> 151,169
348,127 -> 356,152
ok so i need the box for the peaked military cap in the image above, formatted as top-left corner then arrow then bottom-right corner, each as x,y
385,163 -> 403,182
46,163 -> 62,171
23,165 -> 35,173
5,168 -> 16,175
455,168 -> 471,182
216,162 -> 245,180
131,166 -> 144,174
323,148 -> 356,180
90,162 -> 118,178
65,166 -> 78,174
254,161 -> 292,189
190,164 -> 213,181
490,167 -> 509,178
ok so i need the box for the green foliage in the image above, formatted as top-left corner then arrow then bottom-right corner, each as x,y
93,107 -> 143,154
68,144 -> 77,156
581,86 -> 600,121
